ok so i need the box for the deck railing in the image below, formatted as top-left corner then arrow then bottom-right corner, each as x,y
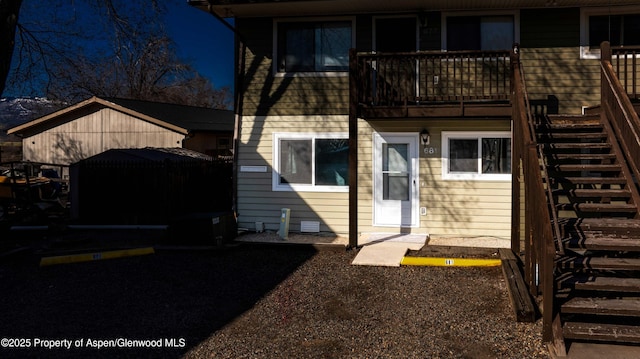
511,45 -> 556,342
601,42 -> 640,207
611,45 -> 640,101
356,49 -> 512,106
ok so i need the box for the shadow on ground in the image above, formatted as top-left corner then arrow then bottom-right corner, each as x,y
0,245 -> 318,358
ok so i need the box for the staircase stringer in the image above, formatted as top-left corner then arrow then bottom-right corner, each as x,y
535,121 -> 564,255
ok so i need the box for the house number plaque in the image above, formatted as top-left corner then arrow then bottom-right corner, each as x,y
423,147 -> 437,155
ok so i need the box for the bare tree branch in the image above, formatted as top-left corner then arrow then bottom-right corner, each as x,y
0,0 -> 23,96
2,0 -> 229,109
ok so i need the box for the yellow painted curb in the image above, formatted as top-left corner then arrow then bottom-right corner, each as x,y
401,256 -> 502,267
40,247 -> 155,266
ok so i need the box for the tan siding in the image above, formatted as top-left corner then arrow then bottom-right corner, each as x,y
355,119 -> 512,239
238,17 -> 350,117
521,8 -> 579,48
236,115 -> 350,234
519,8 -> 601,115
521,47 -> 601,114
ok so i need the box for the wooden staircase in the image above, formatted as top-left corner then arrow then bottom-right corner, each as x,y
536,113 -> 640,347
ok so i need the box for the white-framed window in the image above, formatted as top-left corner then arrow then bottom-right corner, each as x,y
442,131 -> 511,181
580,6 -> 640,59
442,11 -> 519,51
273,133 -> 349,192
273,17 -> 354,77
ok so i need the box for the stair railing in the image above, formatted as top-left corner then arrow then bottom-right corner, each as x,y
511,44 -> 556,342
601,42 -> 640,213
611,45 -> 640,100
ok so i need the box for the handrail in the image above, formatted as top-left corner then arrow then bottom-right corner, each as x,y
611,45 -> 640,100
511,44 -> 556,342
512,46 -> 563,254
357,49 -> 511,106
601,42 -> 640,213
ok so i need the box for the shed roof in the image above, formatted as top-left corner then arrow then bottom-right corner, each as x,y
77,147 -> 213,164
103,98 -> 234,132
7,96 -> 233,136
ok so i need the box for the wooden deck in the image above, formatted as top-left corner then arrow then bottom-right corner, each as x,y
353,48 -> 515,119
360,101 -> 511,119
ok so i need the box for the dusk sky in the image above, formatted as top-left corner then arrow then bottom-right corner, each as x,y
4,0 -> 235,98
166,1 -> 235,90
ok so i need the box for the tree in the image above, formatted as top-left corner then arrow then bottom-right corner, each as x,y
48,26 -> 231,108
0,0 -> 230,109
0,0 -> 22,97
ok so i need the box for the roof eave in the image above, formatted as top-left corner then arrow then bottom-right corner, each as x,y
190,0 -> 640,18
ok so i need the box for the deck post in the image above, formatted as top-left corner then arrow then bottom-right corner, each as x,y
349,48 -> 359,248
510,43 -> 521,254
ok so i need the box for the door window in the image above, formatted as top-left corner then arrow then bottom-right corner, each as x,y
382,144 -> 409,201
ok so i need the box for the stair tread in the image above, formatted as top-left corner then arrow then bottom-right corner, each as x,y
552,189 -> 631,197
550,177 -> 628,185
556,203 -> 637,212
549,164 -> 622,171
547,114 -> 600,120
547,153 -> 617,160
565,234 -> 640,251
538,133 -> 607,140
564,276 -> 640,292
564,322 -> 640,343
543,143 -> 611,149
570,218 -> 640,233
541,120 -> 601,128
562,298 -> 640,316
557,256 -> 640,270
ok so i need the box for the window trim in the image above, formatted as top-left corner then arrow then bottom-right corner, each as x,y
580,5 -> 640,59
272,132 -> 349,192
441,10 -> 520,51
441,131 -> 512,181
272,16 -> 355,78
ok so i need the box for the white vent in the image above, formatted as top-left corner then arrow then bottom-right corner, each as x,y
300,221 -> 320,233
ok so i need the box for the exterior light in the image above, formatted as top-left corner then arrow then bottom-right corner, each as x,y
420,129 -> 430,146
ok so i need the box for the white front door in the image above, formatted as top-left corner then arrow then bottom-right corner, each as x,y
373,133 -> 419,227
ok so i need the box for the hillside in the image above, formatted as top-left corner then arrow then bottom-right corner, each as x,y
0,97 -> 62,142
0,98 -> 63,162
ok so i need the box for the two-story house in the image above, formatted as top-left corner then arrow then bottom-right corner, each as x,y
190,0 -> 640,352
190,0 -> 637,243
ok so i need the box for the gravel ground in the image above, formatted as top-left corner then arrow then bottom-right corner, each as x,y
0,243 -> 548,358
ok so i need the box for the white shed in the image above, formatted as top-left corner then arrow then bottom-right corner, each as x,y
6,96 -> 234,173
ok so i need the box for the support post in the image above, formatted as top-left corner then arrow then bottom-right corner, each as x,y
349,48 -> 359,248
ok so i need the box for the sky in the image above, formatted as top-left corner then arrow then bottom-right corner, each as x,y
3,0 -> 235,98
165,1 -> 235,90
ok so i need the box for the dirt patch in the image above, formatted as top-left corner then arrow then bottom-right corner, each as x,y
0,244 -> 548,358
407,244 -> 502,259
